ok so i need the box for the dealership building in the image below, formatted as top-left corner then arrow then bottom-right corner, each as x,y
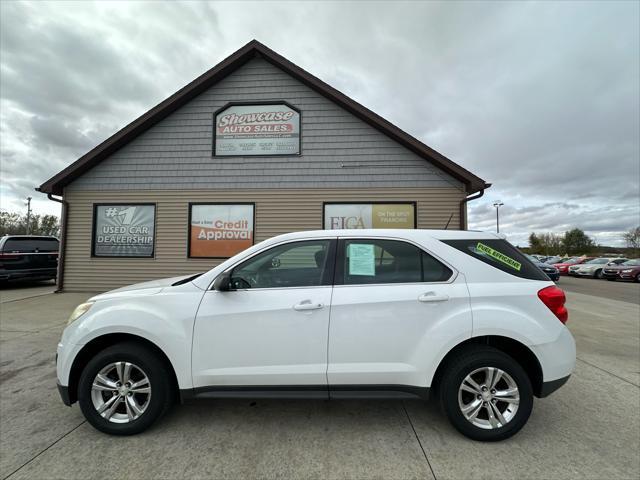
38,40 -> 489,292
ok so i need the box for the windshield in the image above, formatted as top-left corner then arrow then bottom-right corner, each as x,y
622,259 -> 640,266
586,258 -> 608,264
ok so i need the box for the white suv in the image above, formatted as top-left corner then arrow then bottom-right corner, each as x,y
57,230 -> 575,441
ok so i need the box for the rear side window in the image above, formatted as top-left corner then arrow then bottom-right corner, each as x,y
2,238 -> 59,253
339,239 -> 452,285
443,239 -> 549,281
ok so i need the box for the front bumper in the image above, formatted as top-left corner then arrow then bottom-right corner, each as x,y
539,375 -> 570,397
576,270 -> 595,276
57,382 -> 72,406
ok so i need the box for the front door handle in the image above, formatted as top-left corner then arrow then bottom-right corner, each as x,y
293,301 -> 324,311
418,292 -> 449,303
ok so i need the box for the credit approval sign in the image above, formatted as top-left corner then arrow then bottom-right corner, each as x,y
214,103 -> 300,156
189,204 -> 254,258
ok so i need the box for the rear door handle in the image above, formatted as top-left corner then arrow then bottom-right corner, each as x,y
418,292 -> 449,303
293,301 -> 324,311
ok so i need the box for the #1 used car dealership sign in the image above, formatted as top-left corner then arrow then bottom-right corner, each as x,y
214,103 -> 300,156
93,204 -> 156,257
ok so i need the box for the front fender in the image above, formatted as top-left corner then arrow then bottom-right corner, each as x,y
58,285 -> 203,389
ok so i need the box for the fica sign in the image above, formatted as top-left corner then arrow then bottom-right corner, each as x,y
214,103 -> 300,156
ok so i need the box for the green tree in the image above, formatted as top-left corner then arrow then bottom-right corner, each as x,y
528,232 -> 542,253
562,228 -> 595,255
623,226 -> 640,248
0,211 -> 60,237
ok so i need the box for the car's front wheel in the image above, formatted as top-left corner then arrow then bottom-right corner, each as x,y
78,342 -> 173,435
595,269 -> 603,279
439,346 -> 533,441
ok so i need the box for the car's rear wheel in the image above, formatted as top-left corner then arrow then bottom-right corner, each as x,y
438,346 -> 533,441
78,342 -> 173,435
636,273 -> 640,283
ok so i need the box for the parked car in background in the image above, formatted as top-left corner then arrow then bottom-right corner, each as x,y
0,235 -> 59,284
554,257 -> 592,275
602,259 -> 640,282
544,257 -> 566,265
526,255 -> 560,281
571,257 -> 628,279
57,230 -> 575,441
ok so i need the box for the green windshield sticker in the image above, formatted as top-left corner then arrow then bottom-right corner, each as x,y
476,242 -> 522,271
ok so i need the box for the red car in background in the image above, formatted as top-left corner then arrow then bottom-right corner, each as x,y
602,259 -> 640,282
554,257 -> 593,275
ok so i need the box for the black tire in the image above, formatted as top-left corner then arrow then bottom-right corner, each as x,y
438,346 -> 533,442
594,269 -> 603,279
78,342 -> 174,435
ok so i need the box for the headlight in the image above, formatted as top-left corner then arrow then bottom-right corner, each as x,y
67,302 -> 94,325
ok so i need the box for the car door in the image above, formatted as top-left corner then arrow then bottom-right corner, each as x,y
192,238 -> 336,390
327,237 -> 471,390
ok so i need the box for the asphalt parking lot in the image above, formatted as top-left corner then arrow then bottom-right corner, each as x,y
1,279 -> 638,480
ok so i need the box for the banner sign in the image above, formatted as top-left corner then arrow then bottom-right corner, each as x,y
214,103 -> 300,156
324,203 -> 416,230
189,204 -> 254,258
93,204 -> 155,257
476,242 -> 522,271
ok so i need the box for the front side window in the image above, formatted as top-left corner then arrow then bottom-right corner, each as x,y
339,239 -> 452,285
230,240 -> 334,289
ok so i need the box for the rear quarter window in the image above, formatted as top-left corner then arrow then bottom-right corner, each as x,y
442,239 -> 549,281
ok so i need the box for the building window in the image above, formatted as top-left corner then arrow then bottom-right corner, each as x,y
189,203 -> 255,258
92,204 -> 156,258
323,203 -> 416,229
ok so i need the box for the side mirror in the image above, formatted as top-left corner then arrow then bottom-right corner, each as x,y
213,271 -> 232,291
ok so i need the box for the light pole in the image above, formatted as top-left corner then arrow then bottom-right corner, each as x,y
493,201 -> 504,233
25,197 -> 32,235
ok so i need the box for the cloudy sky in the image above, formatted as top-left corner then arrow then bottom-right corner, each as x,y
1,0 -> 638,246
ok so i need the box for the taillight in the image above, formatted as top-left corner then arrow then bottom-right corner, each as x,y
538,286 -> 568,323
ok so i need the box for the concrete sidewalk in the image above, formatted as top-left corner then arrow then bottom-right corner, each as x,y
0,289 -> 638,479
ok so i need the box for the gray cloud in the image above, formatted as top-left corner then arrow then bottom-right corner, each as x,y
0,1 -> 638,245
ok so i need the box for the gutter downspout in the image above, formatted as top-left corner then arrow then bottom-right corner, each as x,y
44,192 -> 67,293
459,183 -> 491,230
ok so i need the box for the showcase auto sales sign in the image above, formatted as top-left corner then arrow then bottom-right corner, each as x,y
214,104 -> 300,156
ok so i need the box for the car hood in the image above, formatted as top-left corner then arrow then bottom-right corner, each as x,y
89,274 -> 197,302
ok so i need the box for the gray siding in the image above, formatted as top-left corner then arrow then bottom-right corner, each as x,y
69,58 -> 463,192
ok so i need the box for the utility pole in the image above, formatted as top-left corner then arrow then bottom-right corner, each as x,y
25,197 -> 32,235
493,201 -> 504,233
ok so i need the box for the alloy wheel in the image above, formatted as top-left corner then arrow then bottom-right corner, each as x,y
458,367 -> 520,430
90,361 -> 152,423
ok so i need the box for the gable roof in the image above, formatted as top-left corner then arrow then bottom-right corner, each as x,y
38,40 -> 490,196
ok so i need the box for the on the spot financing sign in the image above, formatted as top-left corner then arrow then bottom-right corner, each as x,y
189,204 -> 254,258
214,104 -> 300,156
324,203 -> 415,229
